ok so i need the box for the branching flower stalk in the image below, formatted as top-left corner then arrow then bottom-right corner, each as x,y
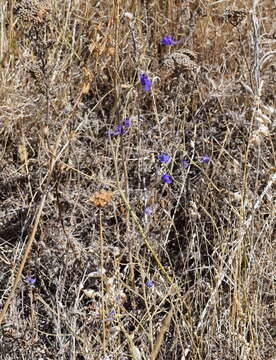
109,137 -> 175,288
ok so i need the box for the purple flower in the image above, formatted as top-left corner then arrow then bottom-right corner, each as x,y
25,276 -> 36,288
140,74 -> 152,91
113,124 -> 125,135
144,206 -> 153,215
105,309 -> 115,321
160,35 -> 177,45
107,117 -> 131,137
199,155 -> 209,163
156,153 -> 171,163
123,117 -> 131,127
146,279 -> 154,288
181,160 -> 190,169
161,173 -> 172,184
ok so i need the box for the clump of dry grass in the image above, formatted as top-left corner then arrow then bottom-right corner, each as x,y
0,0 -> 275,359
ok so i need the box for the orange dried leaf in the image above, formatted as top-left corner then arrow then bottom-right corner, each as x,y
89,190 -> 113,207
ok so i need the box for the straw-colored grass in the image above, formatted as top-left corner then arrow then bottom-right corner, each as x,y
0,1 -> 275,359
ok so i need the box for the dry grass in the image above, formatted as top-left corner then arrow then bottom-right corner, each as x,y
0,0 -> 275,359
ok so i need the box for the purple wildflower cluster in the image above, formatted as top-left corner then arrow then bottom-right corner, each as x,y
157,153 -> 210,184
107,36 -> 210,187
139,35 -> 177,91
155,153 -> 172,183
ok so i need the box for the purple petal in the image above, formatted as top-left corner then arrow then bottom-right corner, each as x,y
161,173 -> 172,184
107,124 -> 126,137
181,160 -> 190,168
25,276 -> 36,288
146,279 -> 154,288
144,206 -> 153,215
116,124 -> 126,135
160,35 -> 177,45
156,153 -> 171,163
143,81 -> 152,91
199,155 -> 209,163
105,310 -> 115,321
123,117 -> 131,127
140,74 -> 152,91
140,74 -> 148,86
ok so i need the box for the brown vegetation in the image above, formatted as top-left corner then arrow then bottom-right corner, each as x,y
0,0 -> 275,359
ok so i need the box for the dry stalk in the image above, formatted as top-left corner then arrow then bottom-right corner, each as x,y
150,307 -> 173,360
196,171 -> 276,333
0,77 -> 113,325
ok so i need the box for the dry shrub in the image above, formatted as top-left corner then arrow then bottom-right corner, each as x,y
0,1 -> 275,359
